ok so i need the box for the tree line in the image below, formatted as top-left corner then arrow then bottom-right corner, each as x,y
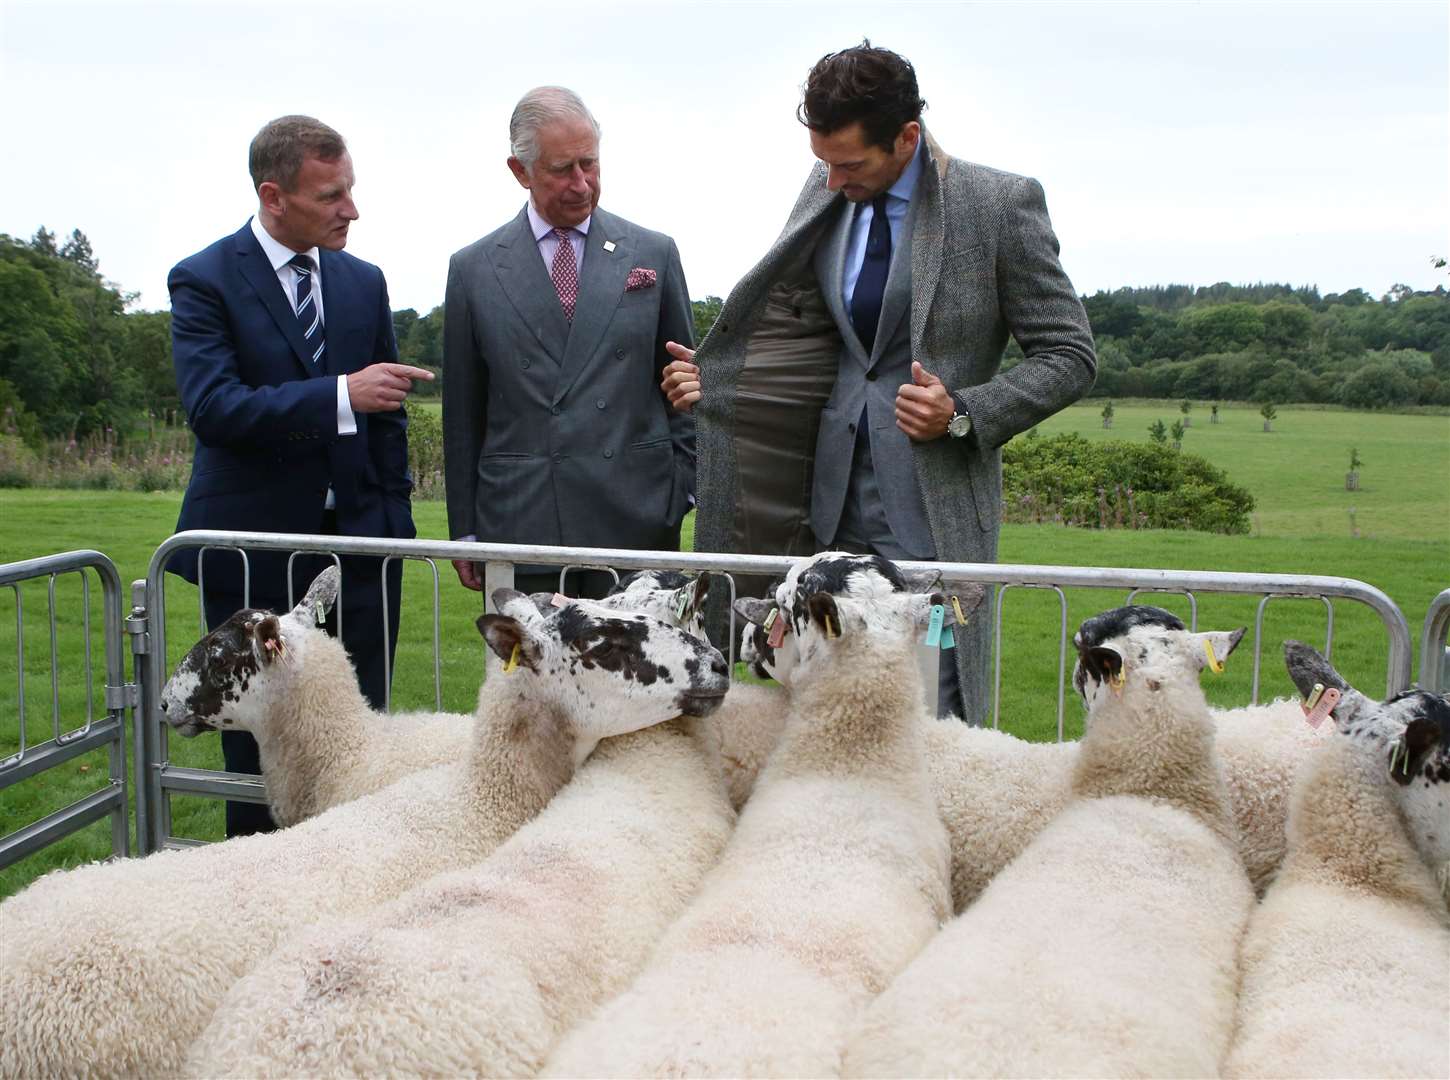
3,228 -> 1447,448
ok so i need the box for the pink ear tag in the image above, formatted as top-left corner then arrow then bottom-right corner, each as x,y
766,609 -> 787,649
550,593 -> 569,608
1302,685 -> 1340,728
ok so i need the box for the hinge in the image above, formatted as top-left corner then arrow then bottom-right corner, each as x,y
126,614 -> 150,654
105,682 -> 139,710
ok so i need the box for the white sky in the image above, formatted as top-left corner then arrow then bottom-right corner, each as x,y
2,0 -> 1446,314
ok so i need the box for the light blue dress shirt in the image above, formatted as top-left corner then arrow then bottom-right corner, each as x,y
841,136 -> 925,311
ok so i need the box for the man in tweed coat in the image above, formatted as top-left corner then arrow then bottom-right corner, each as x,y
662,43 -> 1095,723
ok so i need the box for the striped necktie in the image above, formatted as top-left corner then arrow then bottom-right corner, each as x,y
289,253 -> 325,367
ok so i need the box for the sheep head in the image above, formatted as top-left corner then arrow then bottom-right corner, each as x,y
1284,641 -> 1450,898
476,587 -> 731,765
159,567 -> 342,737
1071,605 -> 1245,717
773,552 -> 985,683
735,580 -> 799,685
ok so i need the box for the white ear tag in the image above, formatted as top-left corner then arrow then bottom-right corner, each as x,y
314,600 -> 326,626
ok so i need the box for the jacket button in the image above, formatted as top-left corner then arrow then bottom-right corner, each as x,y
596,399 -> 606,410
603,449 -> 614,459
551,452 -> 562,463
522,359 -> 531,369
848,423 -> 856,434
551,405 -> 561,416
615,348 -> 625,359
866,371 -> 878,381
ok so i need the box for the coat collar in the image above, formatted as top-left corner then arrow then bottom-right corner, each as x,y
233,222 -> 320,376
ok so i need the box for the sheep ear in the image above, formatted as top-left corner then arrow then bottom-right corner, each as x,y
1391,715 -> 1443,786
523,591 -> 560,617
898,566 -> 943,593
291,566 -> 340,624
491,588 -> 545,625
1084,645 -> 1123,685
806,592 -> 845,639
733,597 -> 775,626
475,614 -> 539,672
690,572 -> 711,611
1191,628 -> 1246,671
252,615 -> 286,666
1283,640 -> 1350,698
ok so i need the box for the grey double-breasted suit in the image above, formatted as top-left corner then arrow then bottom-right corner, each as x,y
443,206 -> 695,556
693,130 -> 1096,722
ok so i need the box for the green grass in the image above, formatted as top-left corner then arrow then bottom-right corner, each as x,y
2,401 -> 1447,898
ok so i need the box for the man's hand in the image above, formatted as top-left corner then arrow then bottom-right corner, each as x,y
452,559 -> 483,591
660,341 -> 701,413
347,363 -> 435,413
895,361 -> 956,441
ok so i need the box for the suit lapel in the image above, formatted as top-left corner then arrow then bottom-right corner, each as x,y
317,250 -> 358,377
815,201 -> 870,369
491,208 -> 570,366
235,226 -> 315,375
909,129 -> 950,359
873,188 -> 921,361
552,210 -> 632,406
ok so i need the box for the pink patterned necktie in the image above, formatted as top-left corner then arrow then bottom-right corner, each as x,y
550,227 -> 578,322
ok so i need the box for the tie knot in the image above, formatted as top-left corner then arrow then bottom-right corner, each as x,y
289,253 -> 313,274
552,228 -> 572,243
872,193 -> 890,215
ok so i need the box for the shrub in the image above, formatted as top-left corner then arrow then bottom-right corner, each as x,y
406,406 -> 444,500
0,434 -> 38,488
1003,433 -> 1255,534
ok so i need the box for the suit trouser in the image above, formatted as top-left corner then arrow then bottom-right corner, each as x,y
201,546 -> 402,838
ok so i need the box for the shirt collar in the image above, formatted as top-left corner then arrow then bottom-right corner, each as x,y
249,215 -> 320,272
526,199 -> 592,242
887,135 -> 925,203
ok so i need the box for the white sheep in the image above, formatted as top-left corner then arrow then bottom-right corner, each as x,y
734,599 -> 1327,906
1224,642 -> 1450,1079
160,567 -> 715,827
0,589 -> 725,1080
844,605 -> 1256,1078
545,553 -> 980,1077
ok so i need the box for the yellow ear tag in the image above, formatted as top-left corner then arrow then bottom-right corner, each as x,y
950,595 -> 968,626
1110,667 -> 1126,695
1203,638 -> 1224,674
824,613 -> 839,640
504,643 -> 519,675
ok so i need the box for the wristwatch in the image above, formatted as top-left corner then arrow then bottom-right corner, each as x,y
947,407 -> 973,439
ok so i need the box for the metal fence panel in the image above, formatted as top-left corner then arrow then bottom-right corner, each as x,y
1421,589 -> 1450,694
137,530 -> 1413,855
0,551 -> 130,870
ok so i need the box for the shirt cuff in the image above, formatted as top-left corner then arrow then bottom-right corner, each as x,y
455,534 -> 478,543
336,375 -> 357,436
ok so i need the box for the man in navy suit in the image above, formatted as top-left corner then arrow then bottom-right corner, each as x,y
169,115 -> 433,836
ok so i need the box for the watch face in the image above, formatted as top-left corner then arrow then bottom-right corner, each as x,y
948,414 -> 972,438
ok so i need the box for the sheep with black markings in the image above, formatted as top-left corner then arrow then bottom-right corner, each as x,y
545,553 -> 978,1077
734,598 -> 1325,906
184,590 -> 734,1078
0,589 -> 722,1080
1224,642 -> 1450,1079
844,605 -> 1255,1078
160,566 -> 714,826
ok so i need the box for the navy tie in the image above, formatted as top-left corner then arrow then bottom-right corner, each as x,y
849,194 -> 891,353
289,253 -> 325,368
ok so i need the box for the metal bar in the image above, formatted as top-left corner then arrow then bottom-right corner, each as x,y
48,574 -> 60,740
1124,587 -> 1199,630
5,583 -> 22,769
0,785 -> 124,871
1421,589 -> 1450,693
160,766 -> 268,803
0,718 -> 124,787
129,579 -> 151,854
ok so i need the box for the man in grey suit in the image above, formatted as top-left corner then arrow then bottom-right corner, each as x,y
444,87 -> 695,599
662,43 -> 1095,723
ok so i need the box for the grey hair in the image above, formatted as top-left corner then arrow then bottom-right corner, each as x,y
508,86 -> 601,171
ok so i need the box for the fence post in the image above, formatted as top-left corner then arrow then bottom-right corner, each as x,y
126,579 -> 154,855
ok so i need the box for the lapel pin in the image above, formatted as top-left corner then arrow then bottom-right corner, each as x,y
602,240 -> 616,253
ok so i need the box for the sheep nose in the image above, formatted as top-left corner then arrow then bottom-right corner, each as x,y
159,699 -> 168,713
709,651 -> 729,679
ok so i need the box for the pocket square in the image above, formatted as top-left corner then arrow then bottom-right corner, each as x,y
625,267 -> 657,292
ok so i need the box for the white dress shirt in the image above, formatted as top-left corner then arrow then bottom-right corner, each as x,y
250,216 -> 356,510
842,137 -> 925,311
526,199 -> 590,273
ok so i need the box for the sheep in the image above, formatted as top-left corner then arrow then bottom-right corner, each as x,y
160,566 -> 715,827
0,589 -> 726,1080
544,553 -> 982,1077
843,605 -> 1256,1078
185,665 -> 734,1076
1224,642 -> 1450,1079
733,599 -> 1327,906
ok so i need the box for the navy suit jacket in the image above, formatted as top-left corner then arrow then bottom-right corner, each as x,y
169,221 -> 415,596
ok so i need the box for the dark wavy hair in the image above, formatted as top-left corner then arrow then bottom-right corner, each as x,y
798,40 -> 927,151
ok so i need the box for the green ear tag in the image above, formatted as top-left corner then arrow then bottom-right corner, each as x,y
939,625 -> 955,649
924,604 -> 945,648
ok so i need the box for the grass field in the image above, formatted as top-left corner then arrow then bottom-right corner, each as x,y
2,400 -> 1446,898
